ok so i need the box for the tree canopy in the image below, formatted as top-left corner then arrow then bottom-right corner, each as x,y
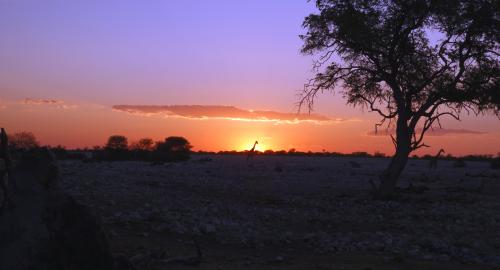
154,136 -> 192,162
300,0 -> 499,194
105,135 -> 128,152
130,138 -> 155,151
9,131 -> 40,151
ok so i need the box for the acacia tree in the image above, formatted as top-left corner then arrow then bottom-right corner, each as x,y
130,138 -> 154,151
300,0 -> 499,195
137,138 -> 154,151
154,136 -> 192,162
105,135 -> 128,152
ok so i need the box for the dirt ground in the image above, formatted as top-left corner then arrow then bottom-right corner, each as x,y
59,155 -> 500,269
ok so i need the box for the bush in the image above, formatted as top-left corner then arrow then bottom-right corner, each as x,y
374,151 -> 386,158
351,151 -> 370,158
104,135 -> 128,160
130,138 -> 154,151
9,131 -> 39,151
153,136 -> 192,162
105,135 -> 128,151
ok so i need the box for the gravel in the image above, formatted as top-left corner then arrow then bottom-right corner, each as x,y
59,155 -> 500,266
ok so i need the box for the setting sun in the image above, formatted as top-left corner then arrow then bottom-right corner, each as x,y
237,140 -> 268,152
254,142 -> 266,152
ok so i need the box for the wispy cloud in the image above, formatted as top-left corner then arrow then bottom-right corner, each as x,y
20,98 -> 77,109
112,105 -> 346,124
367,128 -> 485,136
22,98 -> 64,105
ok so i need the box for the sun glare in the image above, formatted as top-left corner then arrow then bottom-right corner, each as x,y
238,140 -> 268,152
255,143 -> 265,152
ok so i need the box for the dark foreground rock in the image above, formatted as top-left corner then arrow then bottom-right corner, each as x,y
0,152 -> 133,270
43,191 -> 115,270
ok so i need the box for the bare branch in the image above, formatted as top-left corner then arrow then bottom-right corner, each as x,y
411,109 -> 461,150
358,95 -> 397,119
390,134 -> 397,148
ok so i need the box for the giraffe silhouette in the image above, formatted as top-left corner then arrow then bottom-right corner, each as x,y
429,148 -> 445,170
246,141 -> 258,161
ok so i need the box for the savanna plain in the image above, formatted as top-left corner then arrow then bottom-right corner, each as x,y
59,155 -> 500,270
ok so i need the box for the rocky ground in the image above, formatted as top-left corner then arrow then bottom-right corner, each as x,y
59,155 -> 500,269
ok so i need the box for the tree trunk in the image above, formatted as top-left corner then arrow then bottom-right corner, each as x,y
378,117 -> 411,197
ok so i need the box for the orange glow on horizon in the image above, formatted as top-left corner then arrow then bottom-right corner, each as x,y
238,141 -> 269,152
1,100 -> 499,156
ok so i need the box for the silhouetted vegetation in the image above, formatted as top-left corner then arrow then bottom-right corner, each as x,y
12,130 -> 494,165
129,138 -> 154,160
130,138 -> 154,152
99,135 -> 128,160
205,149 -> 500,163
34,137 -> 499,165
153,136 -> 192,162
300,0 -> 499,195
9,131 -> 39,151
105,135 -> 128,151
80,135 -> 194,162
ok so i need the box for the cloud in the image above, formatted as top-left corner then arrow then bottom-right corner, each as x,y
423,128 -> 485,136
22,98 -> 64,105
367,128 -> 485,136
112,105 -> 343,124
20,98 -> 77,109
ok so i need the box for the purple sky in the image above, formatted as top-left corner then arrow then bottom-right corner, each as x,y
1,0 -> 319,110
1,1 -> 498,155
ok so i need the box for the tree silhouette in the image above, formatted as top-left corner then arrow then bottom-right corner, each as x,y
154,136 -> 192,162
130,138 -> 154,151
9,131 -> 40,151
300,0 -> 499,195
129,137 -> 154,160
137,138 -> 154,151
105,135 -> 128,152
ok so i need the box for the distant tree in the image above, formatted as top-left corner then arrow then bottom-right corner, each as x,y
129,138 -> 154,160
9,131 -> 40,151
105,135 -> 128,152
157,137 -> 192,152
351,151 -> 370,158
103,135 -> 129,160
264,149 -> 275,155
137,138 -> 154,151
153,136 -> 192,162
275,150 -> 287,155
300,0 -> 499,196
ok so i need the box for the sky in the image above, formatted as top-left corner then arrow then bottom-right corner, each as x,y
0,0 -> 499,156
